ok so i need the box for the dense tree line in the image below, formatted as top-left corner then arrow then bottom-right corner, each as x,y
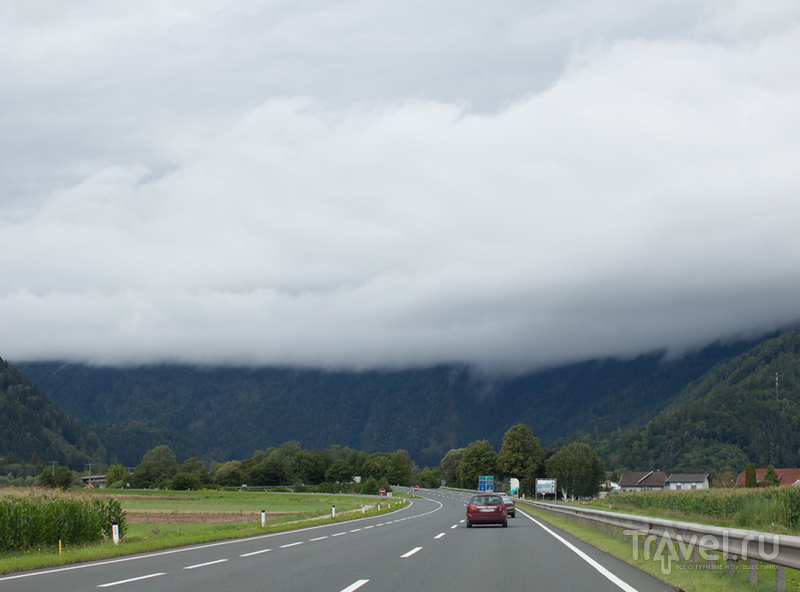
125,441 -> 423,495
438,423 -> 605,499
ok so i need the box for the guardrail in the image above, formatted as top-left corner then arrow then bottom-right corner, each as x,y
518,499 -> 800,591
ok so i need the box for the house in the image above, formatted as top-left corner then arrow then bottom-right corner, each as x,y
618,471 -> 668,491
735,468 -> 800,487
665,474 -> 709,490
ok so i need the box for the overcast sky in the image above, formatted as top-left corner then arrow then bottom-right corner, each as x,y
2,0 -> 799,373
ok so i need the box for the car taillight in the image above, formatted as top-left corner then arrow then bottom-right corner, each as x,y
499,504 -> 505,512
468,505 -> 476,512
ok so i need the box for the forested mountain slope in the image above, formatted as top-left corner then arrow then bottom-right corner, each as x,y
0,357 -> 103,467
17,336 -> 761,467
580,329 -> 800,474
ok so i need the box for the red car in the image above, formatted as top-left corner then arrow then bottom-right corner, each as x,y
466,493 -> 508,528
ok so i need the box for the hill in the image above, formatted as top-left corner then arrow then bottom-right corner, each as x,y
16,336 -> 761,467
579,329 -> 800,474
0,357 -> 103,470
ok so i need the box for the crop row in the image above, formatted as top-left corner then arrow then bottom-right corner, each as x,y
607,487 -> 800,530
0,494 -> 127,551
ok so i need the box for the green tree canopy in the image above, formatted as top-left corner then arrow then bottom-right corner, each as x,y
440,448 -> 466,488
762,465 -> 781,487
745,463 -> 757,488
132,445 -> 179,488
545,442 -> 604,500
497,423 -> 544,480
106,463 -> 128,486
325,459 -> 354,483
459,440 -> 497,490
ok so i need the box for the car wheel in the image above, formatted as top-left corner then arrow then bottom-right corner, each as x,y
502,520 -> 508,527
466,521 -> 472,528
511,512 -> 516,517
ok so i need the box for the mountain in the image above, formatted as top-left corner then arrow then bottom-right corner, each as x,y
16,336 -> 762,467
579,329 -> 800,474
0,357 -> 103,468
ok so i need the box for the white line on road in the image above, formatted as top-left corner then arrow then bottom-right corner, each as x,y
280,542 -> 304,548
240,548 -> 272,557
97,573 -> 166,587
520,511 -> 639,592
183,559 -> 229,570
434,533 -> 446,539
332,532 -> 348,537
309,536 -> 329,541
350,528 -> 362,532
401,547 -> 423,558
450,524 -> 459,529
339,579 -> 369,592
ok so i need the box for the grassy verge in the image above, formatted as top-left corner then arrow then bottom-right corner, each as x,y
518,503 -> 800,592
0,489 -> 406,574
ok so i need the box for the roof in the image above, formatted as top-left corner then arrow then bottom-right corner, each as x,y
736,468 -> 800,487
618,471 -> 668,488
666,474 -> 709,483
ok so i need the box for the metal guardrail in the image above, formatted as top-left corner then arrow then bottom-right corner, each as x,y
519,499 -> 800,591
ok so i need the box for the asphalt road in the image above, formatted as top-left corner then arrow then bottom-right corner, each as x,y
0,489 -> 673,592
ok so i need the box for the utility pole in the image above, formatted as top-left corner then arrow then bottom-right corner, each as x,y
776,372 -> 779,399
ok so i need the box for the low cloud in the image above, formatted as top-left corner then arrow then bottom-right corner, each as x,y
2,1 -> 799,372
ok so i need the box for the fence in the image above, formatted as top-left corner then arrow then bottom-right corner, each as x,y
519,499 -> 800,592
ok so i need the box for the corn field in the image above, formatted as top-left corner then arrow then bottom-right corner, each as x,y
0,491 -> 127,551
606,487 -> 800,531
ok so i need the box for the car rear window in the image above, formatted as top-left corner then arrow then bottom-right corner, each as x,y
473,496 -> 502,505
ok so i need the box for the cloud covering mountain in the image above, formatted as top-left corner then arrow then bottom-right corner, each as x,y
2,0 -> 800,372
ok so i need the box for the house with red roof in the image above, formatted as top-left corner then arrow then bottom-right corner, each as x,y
735,468 -> 800,487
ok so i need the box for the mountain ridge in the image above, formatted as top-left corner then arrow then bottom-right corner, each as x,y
14,335 -> 765,467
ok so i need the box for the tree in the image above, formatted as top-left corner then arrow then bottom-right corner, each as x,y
497,423 -> 544,481
440,448 -> 466,488
545,443 -> 604,500
459,440 -> 497,490
132,445 -> 179,488
294,450 -> 327,485
762,465 -> 781,487
214,460 -> 244,486
106,463 -> 128,486
37,467 -> 56,488
325,459 -> 354,483
54,466 -> 74,490
745,463 -> 757,488
386,450 -> 414,485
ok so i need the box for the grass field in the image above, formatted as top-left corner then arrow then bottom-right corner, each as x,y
0,487 -> 407,574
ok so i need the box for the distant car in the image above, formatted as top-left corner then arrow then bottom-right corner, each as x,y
466,493 -> 508,528
499,493 -> 516,517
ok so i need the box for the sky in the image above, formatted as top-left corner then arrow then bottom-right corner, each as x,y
2,0 -> 800,373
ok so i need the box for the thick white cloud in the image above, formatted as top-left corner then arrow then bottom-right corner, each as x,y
1,0 -> 799,372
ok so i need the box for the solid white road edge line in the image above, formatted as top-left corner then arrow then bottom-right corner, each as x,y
97,573 -> 166,587
519,511 -> 640,592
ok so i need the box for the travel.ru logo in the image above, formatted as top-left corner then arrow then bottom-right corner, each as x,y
624,529 -> 779,575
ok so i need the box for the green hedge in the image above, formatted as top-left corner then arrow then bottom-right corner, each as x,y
0,494 -> 127,551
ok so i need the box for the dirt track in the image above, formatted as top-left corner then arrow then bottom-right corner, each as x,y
125,510 -> 285,524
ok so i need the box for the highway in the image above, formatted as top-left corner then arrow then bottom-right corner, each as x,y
0,489 -> 673,592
